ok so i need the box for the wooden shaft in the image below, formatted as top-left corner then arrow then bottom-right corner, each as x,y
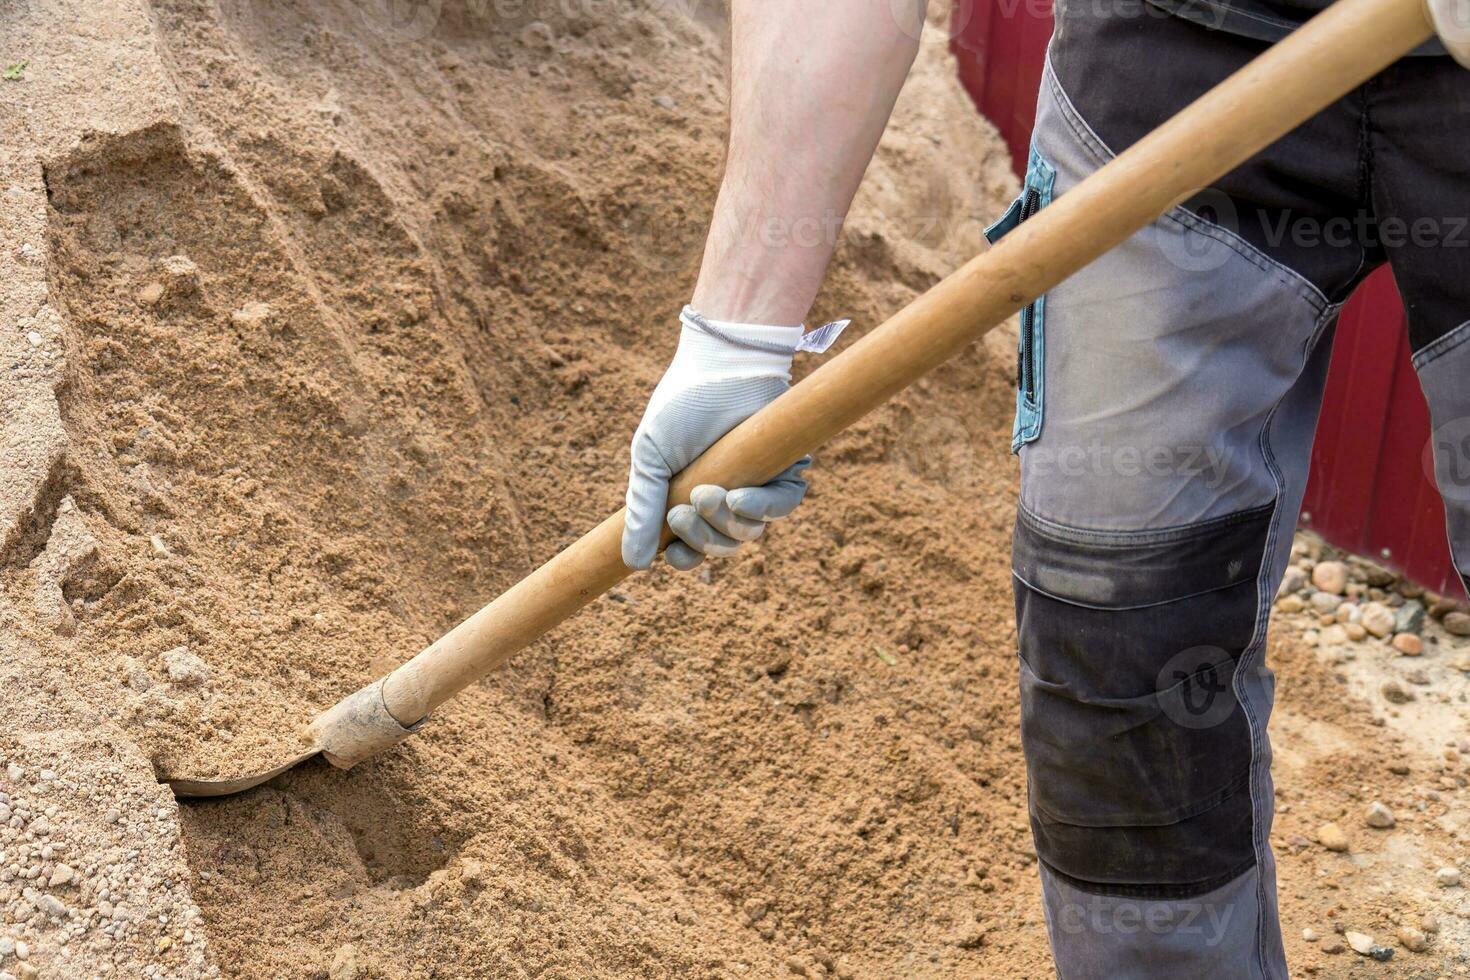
366,0 -> 1431,726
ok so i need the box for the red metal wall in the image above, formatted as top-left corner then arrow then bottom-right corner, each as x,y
950,0 -> 1464,596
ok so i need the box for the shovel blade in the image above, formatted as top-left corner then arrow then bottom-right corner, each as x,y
163,748 -> 320,798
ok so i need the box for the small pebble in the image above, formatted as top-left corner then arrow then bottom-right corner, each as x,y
1381,680 -> 1415,704
1444,610 -> 1470,636
1435,866 -> 1460,887
1360,601 -> 1395,637
1396,926 -> 1428,952
1365,802 -> 1395,828
1392,633 -> 1424,656
1316,823 -> 1349,852
1313,561 -> 1349,595
1310,592 -> 1342,615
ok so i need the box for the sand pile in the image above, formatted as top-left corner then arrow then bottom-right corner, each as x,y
6,1 -> 1466,977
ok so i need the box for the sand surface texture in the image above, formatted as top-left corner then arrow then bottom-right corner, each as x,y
2,1 -> 1467,977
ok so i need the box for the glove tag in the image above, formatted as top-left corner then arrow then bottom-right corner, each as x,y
796,318 -> 850,354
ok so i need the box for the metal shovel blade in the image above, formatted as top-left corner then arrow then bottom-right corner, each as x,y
163,748 -> 320,798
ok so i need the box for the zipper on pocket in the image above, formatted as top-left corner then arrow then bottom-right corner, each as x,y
1016,187 -> 1042,401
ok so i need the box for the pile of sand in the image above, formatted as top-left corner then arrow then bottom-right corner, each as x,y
6,1 -> 1465,977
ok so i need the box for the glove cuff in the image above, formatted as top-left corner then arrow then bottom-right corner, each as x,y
1427,0 -> 1470,67
680,306 -> 804,355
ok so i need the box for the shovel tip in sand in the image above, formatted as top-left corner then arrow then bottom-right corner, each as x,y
163,748 -> 321,798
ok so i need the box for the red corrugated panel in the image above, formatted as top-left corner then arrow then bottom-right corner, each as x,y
1302,271 -> 1462,595
951,2 -> 1465,596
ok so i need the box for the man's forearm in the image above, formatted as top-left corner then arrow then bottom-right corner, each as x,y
691,1 -> 924,326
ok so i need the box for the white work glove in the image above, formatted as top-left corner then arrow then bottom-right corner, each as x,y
622,305 -> 848,571
1429,0 -> 1470,66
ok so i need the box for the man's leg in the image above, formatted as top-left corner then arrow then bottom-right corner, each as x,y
1366,56 -> 1470,592
1008,7 -> 1380,977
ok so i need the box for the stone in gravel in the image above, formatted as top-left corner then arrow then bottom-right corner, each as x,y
1381,680 -> 1415,704
162,646 -> 210,687
1316,823 -> 1349,852
330,943 -> 361,980
1360,602 -> 1395,638
1302,927 -> 1319,941
135,282 -> 164,306
1320,939 -> 1345,954
1279,566 -> 1309,596
1430,595 -> 1465,619
1320,624 -> 1348,646
1396,926 -> 1428,952
1310,591 -> 1341,615
1346,931 -> 1393,961
1395,600 -> 1426,634
47,863 -> 74,887
1277,595 -> 1306,614
1435,866 -> 1460,887
1444,611 -> 1470,636
1344,623 -> 1367,642
1406,668 -> 1431,686
1421,912 -> 1439,933
1365,802 -> 1395,828
1392,633 -> 1424,656
1313,561 -> 1349,595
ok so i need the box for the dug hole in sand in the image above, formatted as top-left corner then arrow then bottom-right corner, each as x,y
1,1 -> 1467,978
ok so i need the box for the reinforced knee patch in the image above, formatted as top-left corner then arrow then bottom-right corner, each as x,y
1013,504 -> 1270,898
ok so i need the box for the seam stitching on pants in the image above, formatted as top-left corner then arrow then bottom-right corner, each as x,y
1039,855 -> 1259,902
1041,51 -> 1330,314
1238,301 -> 1339,977
1411,317 -> 1470,368
1029,765 -> 1252,829
1017,500 -> 1276,546
1011,568 -> 1254,612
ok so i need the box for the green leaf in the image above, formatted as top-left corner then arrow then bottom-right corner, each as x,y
2,60 -> 27,81
874,649 -> 898,667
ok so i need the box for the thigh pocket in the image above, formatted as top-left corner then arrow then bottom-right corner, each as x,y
985,146 -> 1056,454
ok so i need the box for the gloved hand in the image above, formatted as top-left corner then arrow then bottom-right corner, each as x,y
1429,0 -> 1470,66
621,306 -> 847,571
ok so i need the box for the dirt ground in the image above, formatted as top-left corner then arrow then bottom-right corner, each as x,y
1,1 -> 1467,978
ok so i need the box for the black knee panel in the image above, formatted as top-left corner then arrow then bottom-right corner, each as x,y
1013,504 -> 1272,898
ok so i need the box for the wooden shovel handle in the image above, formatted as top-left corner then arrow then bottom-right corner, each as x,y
369,0 -> 1431,726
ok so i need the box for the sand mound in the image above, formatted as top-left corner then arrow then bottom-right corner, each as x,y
5,0 -> 1050,975
9,1 -> 1462,977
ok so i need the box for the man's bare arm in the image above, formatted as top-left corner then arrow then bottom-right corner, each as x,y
693,0 -> 925,325
621,1 -> 924,570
